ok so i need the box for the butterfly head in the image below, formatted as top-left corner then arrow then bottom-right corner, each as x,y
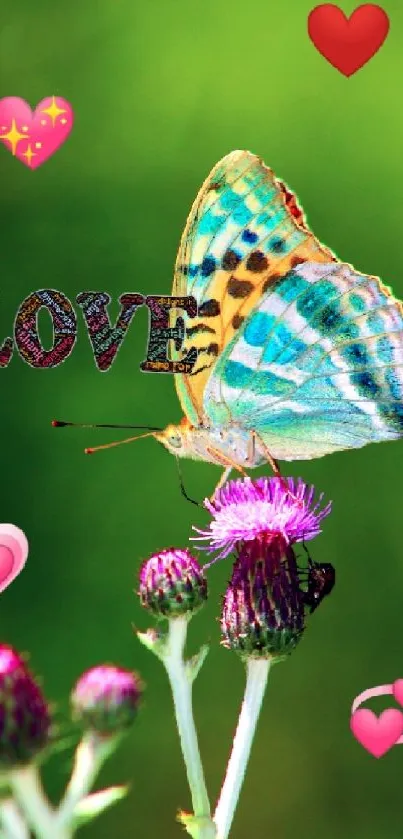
154,424 -> 185,453
153,418 -> 196,458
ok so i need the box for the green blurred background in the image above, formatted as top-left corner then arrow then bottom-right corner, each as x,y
1,0 -> 403,836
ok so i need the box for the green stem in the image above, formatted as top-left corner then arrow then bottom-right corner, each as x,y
10,765 -> 71,839
163,617 -> 213,836
56,732 -> 115,829
0,798 -> 29,838
214,658 -> 271,839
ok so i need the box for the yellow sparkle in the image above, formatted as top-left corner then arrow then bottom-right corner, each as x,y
21,144 -> 37,167
0,119 -> 29,156
35,142 -> 42,149
60,118 -> 67,125
40,96 -> 67,127
21,125 -> 29,132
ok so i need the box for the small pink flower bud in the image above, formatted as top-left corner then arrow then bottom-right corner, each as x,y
0,645 -> 51,767
71,665 -> 143,735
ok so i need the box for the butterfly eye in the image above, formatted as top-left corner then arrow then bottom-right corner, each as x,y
169,433 -> 183,449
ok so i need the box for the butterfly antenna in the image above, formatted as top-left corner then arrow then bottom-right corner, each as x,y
51,420 -> 162,455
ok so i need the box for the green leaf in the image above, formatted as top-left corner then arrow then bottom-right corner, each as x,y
186,645 -> 209,682
136,628 -> 167,660
72,785 -> 128,828
178,811 -> 217,839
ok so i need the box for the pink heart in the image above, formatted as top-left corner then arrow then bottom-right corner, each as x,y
350,708 -> 403,758
0,96 -> 73,169
0,525 -> 28,592
392,679 -> 403,707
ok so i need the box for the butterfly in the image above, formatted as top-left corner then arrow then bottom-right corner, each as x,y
56,150 -> 403,496
149,149 -> 403,493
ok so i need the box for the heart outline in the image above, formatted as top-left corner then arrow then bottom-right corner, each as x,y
0,524 -> 29,592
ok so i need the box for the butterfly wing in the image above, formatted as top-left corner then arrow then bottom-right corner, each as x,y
203,261 -> 403,460
170,150 -> 336,426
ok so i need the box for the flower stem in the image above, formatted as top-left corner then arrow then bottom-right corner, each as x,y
214,657 -> 271,839
56,732 -> 115,829
163,617 -> 213,836
9,765 -> 71,839
0,798 -> 29,839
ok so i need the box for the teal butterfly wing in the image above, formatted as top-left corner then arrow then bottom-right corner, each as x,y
203,261 -> 403,460
170,150 -> 336,427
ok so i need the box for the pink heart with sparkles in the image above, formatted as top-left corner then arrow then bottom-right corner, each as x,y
0,97 -> 73,169
0,525 -> 28,592
350,708 -> 403,758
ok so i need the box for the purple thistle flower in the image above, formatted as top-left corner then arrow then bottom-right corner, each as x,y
139,548 -> 208,618
71,665 -> 143,735
221,537 -> 306,660
0,645 -> 51,767
192,477 -> 332,561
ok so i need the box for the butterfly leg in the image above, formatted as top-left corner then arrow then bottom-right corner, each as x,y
207,447 -> 247,500
251,431 -> 282,476
252,431 -> 290,493
214,465 -> 233,493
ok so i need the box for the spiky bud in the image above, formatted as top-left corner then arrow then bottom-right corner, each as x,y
139,548 -> 207,618
0,645 -> 51,768
221,537 -> 305,661
71,665 -> 143,735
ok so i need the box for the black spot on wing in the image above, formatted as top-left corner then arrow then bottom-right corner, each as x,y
246,251 -> 269,273
198,299 -> 221,317
186,324 -> 216,337
187,362 -> 214,377
222,249 -> 241,271
232,314 -> 245,329
262,273 -> 282,294
227,278 -> 253,299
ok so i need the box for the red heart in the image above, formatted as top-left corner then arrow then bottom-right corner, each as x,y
308,4 -> 390,77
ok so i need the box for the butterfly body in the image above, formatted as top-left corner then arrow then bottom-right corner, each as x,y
155,419 -> 267,470
153,149 -> 403,488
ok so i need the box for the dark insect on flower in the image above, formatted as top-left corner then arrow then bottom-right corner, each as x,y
300,556 -> 335,614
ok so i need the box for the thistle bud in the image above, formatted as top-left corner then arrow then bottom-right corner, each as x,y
71,665 -> 143,735
221,537 -> 305,661
139,548 -> 207,618
0,645 -> 51,768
